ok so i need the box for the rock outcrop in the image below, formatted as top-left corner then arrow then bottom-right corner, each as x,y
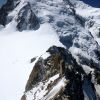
0,0 -> 20,26
21,46 -> 100,100
16,3 -> 40,31
0,1 -> 40,31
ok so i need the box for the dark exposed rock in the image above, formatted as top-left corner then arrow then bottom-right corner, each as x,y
60,35 -> 73,49
25,57 -> 45,92
0,1 -> 39,31
16,3 -> 40,31
99,28 -> 100,37
25,46 -> 84,93
0,0 -> 20,26
94,70 -> 100,85
75,14 -> 86,27
95,50 -> 100,61
83,73 -> 97,100
22,45 -> 100,100
86,20 -> 95,28
21,94 -> 26,100
30,57 -> 37,63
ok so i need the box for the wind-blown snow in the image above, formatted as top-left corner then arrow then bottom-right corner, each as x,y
0,22 -> 62,100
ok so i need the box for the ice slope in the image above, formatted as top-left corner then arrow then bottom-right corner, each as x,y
0,22 -> 62,100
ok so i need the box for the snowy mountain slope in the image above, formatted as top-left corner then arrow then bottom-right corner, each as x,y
75,1 -> 100,45
7,0 -> 100,67
0,0 -> 100,100
0,23 -> 62,100
69,0 -> 100,44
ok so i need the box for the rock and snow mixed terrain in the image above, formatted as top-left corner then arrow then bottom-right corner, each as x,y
0,0 -> 100,100
0,22 -> 62,100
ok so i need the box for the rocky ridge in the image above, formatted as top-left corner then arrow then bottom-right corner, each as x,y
21,46 -> 100,100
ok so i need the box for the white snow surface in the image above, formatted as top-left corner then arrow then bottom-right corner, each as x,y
0,22 -> 62,100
